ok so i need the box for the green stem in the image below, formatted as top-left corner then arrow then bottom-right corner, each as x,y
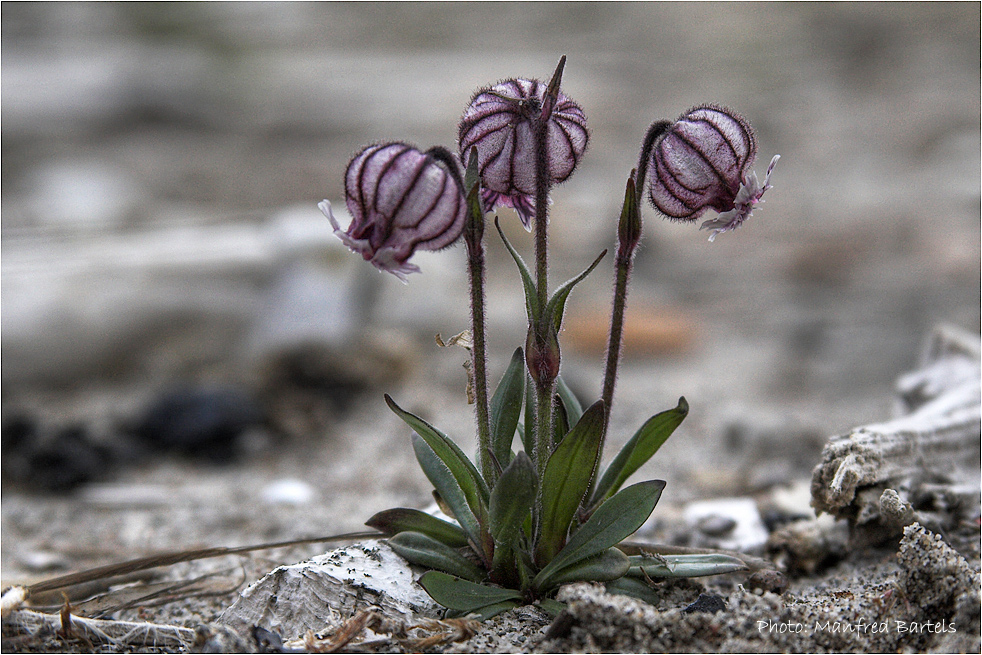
532,111 -> 555,481
602,252 -> 632,417
463,185 -> 494,486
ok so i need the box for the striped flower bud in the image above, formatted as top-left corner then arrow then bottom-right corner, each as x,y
319,143 -> 467,281
458,76 -> 588,229
646,105 -> 779,241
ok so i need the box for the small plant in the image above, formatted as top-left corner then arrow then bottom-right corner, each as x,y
320,57 -> 779,619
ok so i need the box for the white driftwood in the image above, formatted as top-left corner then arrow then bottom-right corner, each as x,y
219,540 -> 439,641
2,608 -> 195,649
811,324 -> 981,522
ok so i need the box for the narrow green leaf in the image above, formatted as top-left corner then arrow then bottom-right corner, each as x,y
495,218 -> 538,323
520,373 -> 535,456
533,480 -> 665,591
556,377 -> 584,426
552,394 -> 569,451
605,576 -> 661,605
626,552 -> 748,578
539,547 -> 631,589
412,435 -> 482,549
388,532 -> 486,583
544,249 -> 606,333
536,598 -> 567,617
446,600 -> 520,621
591,397 -> 687,507
535,401 -> 606,566
489,348 -> 525,469
488,452 -> 537,548
386,394 -> 489,504
366,508 -> 469,548
418,571 -> 523,612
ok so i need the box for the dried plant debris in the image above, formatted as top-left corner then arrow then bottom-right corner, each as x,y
811,324 -> 981,545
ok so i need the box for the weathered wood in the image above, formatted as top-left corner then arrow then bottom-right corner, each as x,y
810,325 -> 981,529
219,540 -> 439,641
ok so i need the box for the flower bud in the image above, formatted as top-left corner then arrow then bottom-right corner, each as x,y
320,142 -> 467,281
645,105 -> 779,241
458,74 -> 588,228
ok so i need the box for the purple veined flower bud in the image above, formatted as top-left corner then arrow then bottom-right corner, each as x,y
319,142 -> 467,282
645,105 -> 779,241
458,77 -> 588,229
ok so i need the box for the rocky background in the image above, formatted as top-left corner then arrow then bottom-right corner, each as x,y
2,3 -> 979,653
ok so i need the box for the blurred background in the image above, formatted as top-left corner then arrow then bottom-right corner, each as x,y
1,3 -> 979,557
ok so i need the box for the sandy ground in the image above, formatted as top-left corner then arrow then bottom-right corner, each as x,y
2,3 -> 980,653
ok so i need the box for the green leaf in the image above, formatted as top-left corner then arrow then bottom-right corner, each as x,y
412,435 -> 483,551
450,601 -> 521,621
418,571 -> 523,613
552,394 -> 569,451
539,547 -> 631,589
366,508 -> 469,548
544,249 -> 606,333
388,532 -> 486,583
488,452 -> 537,548
519,373 -> 536,456
591,397 -> 687,507
535,401 -> 606,566
605,576 -> 661,605
533,480 -> 665,592
626,552 -> 748,578
386,394 -> 489,505
495,218 -> 538,324
556,377 -> 584,426
489,348 -> 525,469
536,598 -> 567,617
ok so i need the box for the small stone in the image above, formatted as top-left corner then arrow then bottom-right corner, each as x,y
747,569 -> 789,595
682,593 -> 726,615
696,514 -> 737,536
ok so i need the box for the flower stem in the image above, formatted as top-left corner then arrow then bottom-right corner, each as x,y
602,252 -> 632,416
457,147 -> 495,485
531,110 -> 555,481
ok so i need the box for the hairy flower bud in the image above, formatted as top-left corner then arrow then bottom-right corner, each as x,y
645,105 -> 779,241
320,143 -> 467,281
458,76 -> 588,228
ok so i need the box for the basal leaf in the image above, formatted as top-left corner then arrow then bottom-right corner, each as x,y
388,531 -> 486,583
605,576 -> 661,605
538,546 -> 630,589
387,394 -> 489,505
488,452 -> 537,548
535,401 -> 606,566
626,552 -> 748,578
489,348 -> 525,470
366,508 -> 469,548
533,480 -> 665,592
591,397 -> 687,507
536,598 -> 567,617
544,249 -> 606,333
449,600 -> 521,621
412,435 -> 482,552
418,571 -> 523,613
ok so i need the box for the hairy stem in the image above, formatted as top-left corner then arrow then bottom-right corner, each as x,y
532,111 -> 555,481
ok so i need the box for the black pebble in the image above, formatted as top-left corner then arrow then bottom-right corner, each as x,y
134,385 -> 264,461
682,593 -> 726,615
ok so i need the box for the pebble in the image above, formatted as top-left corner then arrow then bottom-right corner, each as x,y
684,497 -> 769,552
